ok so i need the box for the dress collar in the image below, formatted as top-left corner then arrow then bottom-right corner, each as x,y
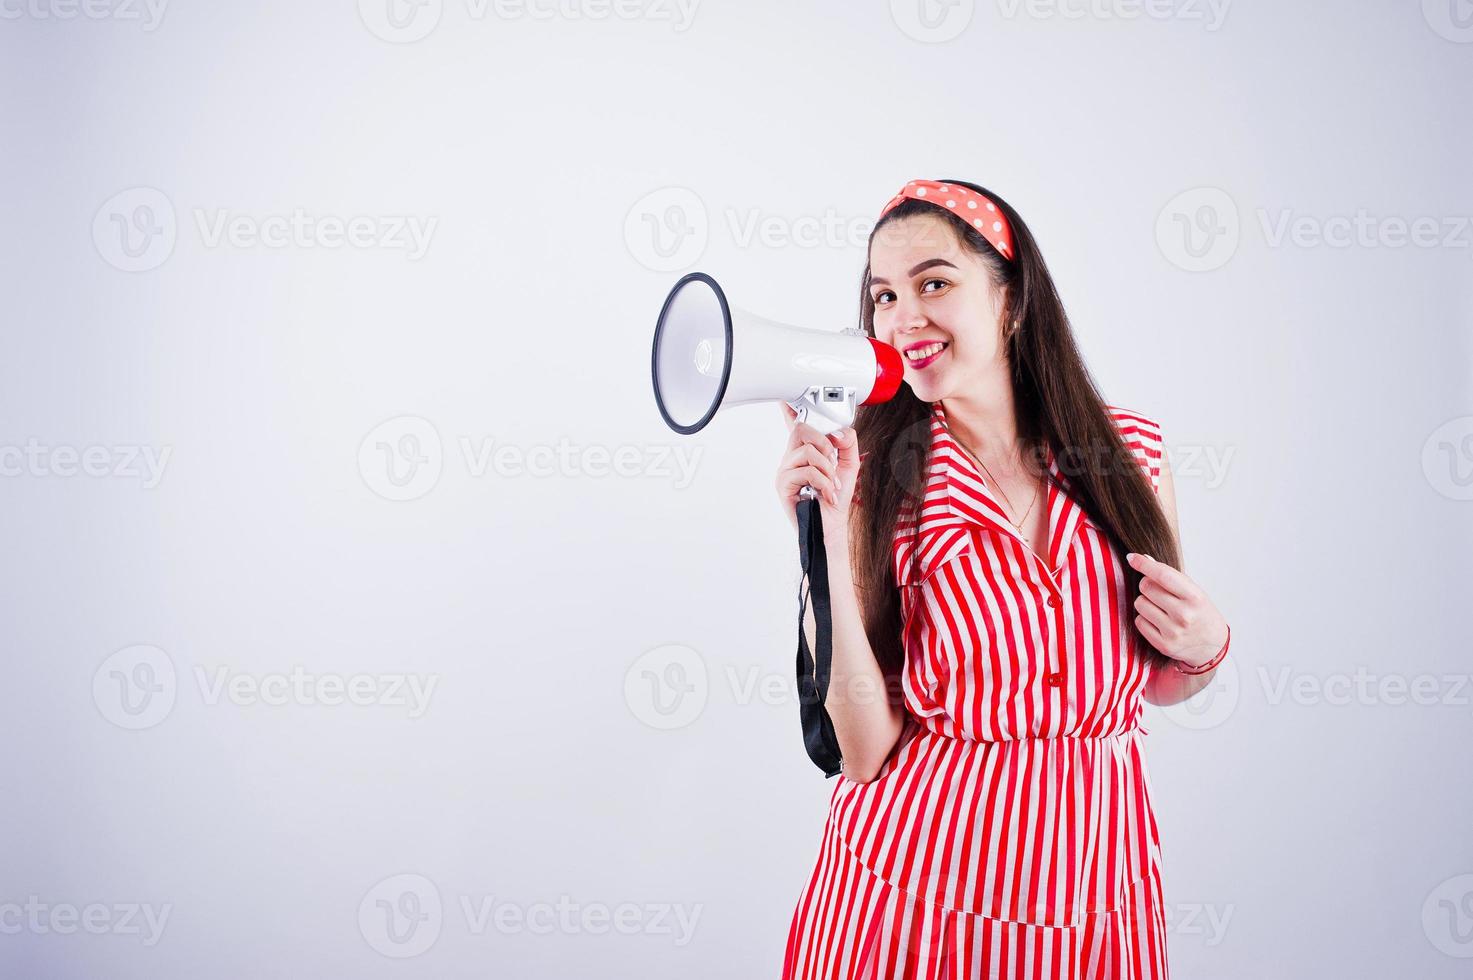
925,400 -> 1088,578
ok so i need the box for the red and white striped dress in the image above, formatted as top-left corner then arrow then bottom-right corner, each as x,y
782,401 -> 1170,980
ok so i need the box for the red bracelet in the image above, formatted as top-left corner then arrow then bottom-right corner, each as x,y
1173,623 -> 1230,675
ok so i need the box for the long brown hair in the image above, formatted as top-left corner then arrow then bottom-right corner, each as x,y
849,179 -> 1178,678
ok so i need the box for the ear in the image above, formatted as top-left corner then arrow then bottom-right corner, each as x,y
987,281 -> 1012,332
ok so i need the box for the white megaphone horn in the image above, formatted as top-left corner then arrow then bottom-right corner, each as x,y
651,272 -> 904,439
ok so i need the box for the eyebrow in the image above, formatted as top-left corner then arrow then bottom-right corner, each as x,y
869,258 -> 959,288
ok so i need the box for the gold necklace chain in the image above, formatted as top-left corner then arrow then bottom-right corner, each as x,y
955,435 -> 1040,532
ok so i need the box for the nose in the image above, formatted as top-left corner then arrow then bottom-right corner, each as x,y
890,291 -> 929,334
876,292 -> 928,343
896,311 -> 928,336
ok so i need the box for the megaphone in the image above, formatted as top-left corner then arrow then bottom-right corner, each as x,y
652,271 -> 900,780
651,272 -> 904,438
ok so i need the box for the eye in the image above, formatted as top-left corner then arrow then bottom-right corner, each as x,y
872,278 -> 949,305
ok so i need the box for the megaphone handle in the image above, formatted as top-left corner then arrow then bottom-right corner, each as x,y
791,397 -> 844,503
790,401 -> 819,501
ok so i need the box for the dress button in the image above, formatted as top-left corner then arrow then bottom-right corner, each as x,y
1047,594 -> 1061,608
1045,672 -> 1064,686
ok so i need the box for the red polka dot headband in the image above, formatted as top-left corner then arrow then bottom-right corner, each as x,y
879,179 -> 1015,262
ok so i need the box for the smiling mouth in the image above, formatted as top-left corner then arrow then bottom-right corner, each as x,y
905,342 -> 948,367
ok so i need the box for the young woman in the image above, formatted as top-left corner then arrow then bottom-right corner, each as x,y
773,179 -> 1230,979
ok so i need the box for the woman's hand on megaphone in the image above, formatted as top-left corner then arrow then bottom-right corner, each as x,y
776,403 -> 859,530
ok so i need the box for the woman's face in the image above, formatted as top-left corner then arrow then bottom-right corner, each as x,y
867,213 -> 1008,404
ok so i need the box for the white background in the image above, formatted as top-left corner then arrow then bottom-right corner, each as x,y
2,0 -> 1471,976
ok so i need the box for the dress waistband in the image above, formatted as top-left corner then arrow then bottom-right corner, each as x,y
909,720 -> 1148,745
